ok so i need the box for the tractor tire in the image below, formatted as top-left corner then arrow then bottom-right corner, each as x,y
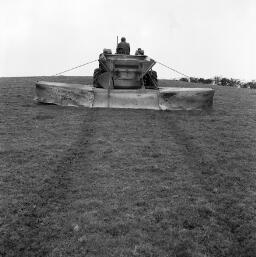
93,68 -> 104,88
144,70 -> 158,89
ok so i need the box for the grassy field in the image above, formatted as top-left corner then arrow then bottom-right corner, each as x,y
0,76 -> 256,257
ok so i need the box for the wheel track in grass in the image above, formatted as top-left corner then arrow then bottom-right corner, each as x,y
1,107 -> 165,257
0,109 -> 96,257
162,112 -> 256,257
42,109 -> 186,257
39,109 -> 256,257
1,102 -> 255,257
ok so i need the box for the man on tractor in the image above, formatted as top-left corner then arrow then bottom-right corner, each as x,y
93,48 -> 111,87
116,37 -> 130,55
135,48 -> 144,55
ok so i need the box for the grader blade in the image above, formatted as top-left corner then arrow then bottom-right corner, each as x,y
35,81 -> 214,110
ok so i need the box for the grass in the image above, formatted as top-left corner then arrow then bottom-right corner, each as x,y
0,76 -> 256,257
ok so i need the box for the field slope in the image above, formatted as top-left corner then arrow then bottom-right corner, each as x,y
0,77 -> 256,257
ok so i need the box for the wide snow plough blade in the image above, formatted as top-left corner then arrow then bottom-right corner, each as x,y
35,81 -> 214,110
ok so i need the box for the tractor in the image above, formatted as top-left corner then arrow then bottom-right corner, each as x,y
35,44 -> 214,110
93,49 -> 158,90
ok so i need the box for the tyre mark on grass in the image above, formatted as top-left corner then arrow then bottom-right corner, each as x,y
0,110 -> 95,257
164,114 -> 256,257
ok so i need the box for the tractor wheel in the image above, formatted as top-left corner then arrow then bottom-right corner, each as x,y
93,68 -> 104,88
144,70 -> 158,89
150,70 -> 158,86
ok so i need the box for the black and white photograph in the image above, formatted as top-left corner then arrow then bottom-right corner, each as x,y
0,0 -> 256,256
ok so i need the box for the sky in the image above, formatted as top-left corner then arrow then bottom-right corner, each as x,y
1,0 -> 256,80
